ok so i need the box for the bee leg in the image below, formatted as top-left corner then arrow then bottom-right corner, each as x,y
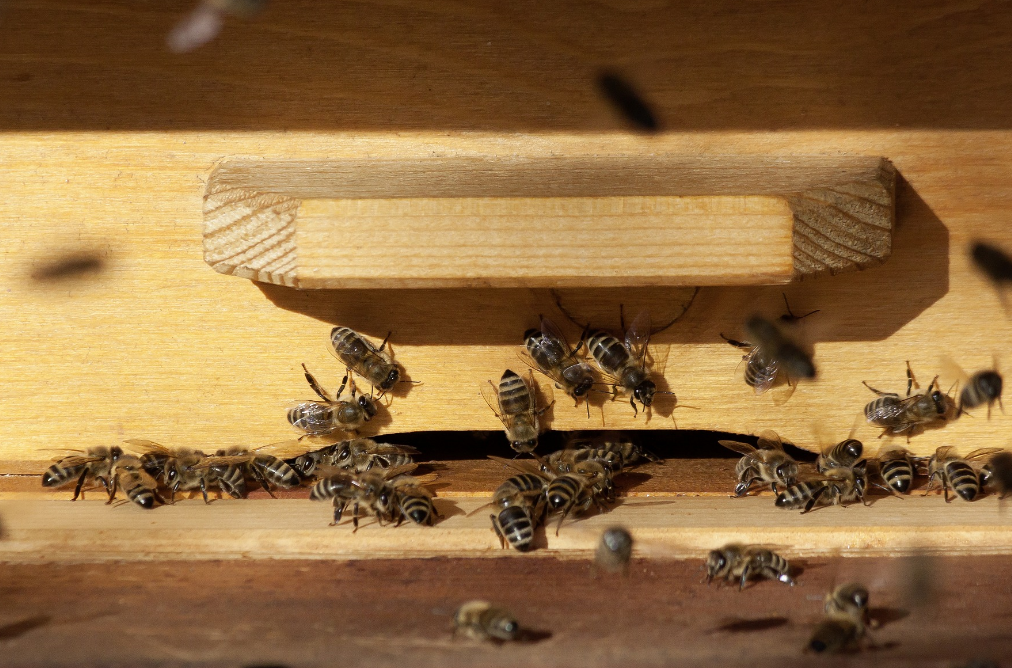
905,360 -> 918,397
301,363 -> 333,402
335,371 -> 351,400
802,487 -> 828,514
619,303 -> 626,331
71,469 -> 89,501
738,564 -> 752,591
250,466 -> 276,499
152,490 -> 166,506
862,381 -> 891,397
630,395 -> 638,417
200,477 -> 210,504
105,474 -> 118,505
943,480 -> 951,504
489,515 -> 506,549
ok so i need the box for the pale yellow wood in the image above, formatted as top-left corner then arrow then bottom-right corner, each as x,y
0,496 -> 1008,562
202,156 -> 894,288
0,130 -> 1008,469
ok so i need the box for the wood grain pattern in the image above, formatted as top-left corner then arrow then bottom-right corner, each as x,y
202,156 -> 894,288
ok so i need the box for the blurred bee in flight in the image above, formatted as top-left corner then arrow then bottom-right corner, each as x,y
981,451 -> 1012,502
452,601 -> 522,643
721,312 -> 817,395
481,369 -> 553,454
594,526 -> 634,575
167,0 -> 267,54
971,241 -> 1012,313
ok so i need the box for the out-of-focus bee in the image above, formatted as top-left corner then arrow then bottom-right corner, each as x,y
718,431 -> 798,497
288,364 -> 379,436
863,362 -> 952,437
125,440 -> 224,504
720,333 -> 779,395
817,439 -> 864,473
309,464 -> 418,529
704,544 -> 795,590
41,446 -> 123,500
480,459 -> 550,552
542,436 -> 659,475
481,369 -> 552,454
776,463 -> 869,513
594,526 -> 633,575
807,612 -> 864,654
166,0 -> 267,54
521,316 -> 597,412
825,583 -> 871,628
586,310 -> 672,416
744,315 -> 817,381
971,241 -> 1012,301
875,446 -> 916,494
924,446 -> 1003,502
545,460 -> 615,535
452,601 -> 522,642
108,455 -> 164,509
980,451 -> 1012,500
959,365 -> 1004,419
330,326 -> 404,394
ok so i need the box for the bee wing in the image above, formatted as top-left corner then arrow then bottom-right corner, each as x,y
192,454 -> 252,469
965,448 -> 1007,461
515,350 -> 564,385
411,472 -> 439,486
487,455 -> 544,476
466,501 -> 495,517
540,315 -> 576,355
755,430 -> 786,452
624,310 -> 651,360
123,439 -> 175,456
717,439 -> 759,457
330,328 -> 378,359
939,354 -> 970,388
261,439 -> 331,459
381,463 -> 419,479
479,381 -> 505,420
49,454 -> 104,466
933,446 -> 956,461
371,443 -> 422,456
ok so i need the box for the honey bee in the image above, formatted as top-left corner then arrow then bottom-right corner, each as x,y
452,600 -> 522,642
720,333 -> 780,395
817,439 -> 864,473
292,439 -> 419,477
124,440 -> 226,504
718,430 -> 798,497
824,583 -> 871,628
980,451 -> 1012,500
309,464 -> 418,529
545,460 -> 615,535
521,316 -> 597,410
107,455 -> 164,509
971,241 -> 1012,310
807,613 -> 864,654
205,446 -> 301,498
594,526 -> 633,575
704,544 -> 795,590
481,460 -> 550,552
586,310 -> 671,416
775,463 -> 869,513
41,446 -> 123,500
391,473 -> 441,526
875,446 -> 916,494
863,361 -> 951,437
546,435 -> 660,474
481,369 -> 552,454
330,326 -> 404,393
924,446 -> 1003,502
288,364 -> 379,436
959,366 -> 1004,419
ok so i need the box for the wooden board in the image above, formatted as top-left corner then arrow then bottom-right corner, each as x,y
0,556 -> 1008,667
202,156 -> 895,288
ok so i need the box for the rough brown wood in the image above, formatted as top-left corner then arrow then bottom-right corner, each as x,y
0,557 -> 1006,667
202,157 -> 895,288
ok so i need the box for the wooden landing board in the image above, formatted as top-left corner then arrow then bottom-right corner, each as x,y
202,156 -> 894,288
0,495 -> 1009,563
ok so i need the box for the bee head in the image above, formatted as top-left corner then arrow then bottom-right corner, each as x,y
490,615 -> 521,641
634,380 -> 656,406
511,438 -> 538,454
358,395 -> 378,419
292,454 -> 317,477
110,446 -> 124,461
704,550 -> 725,579
379,368 -> 400,391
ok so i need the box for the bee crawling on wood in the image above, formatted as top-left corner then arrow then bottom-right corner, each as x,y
329,326 -> 407,395
816,438 -> 864,474
704,544 -> 796,590
718,430 -> 798,497
923,446 -> 1004,502
309,463 -> 440,529
775,462 -> 870,513
481,369 -> 553,454
863,361 -> 953,438
288,438 -> 419,478
520,315 -> 598,415
288,364 -> 380,437
874,446 -> 917,495
541,435 -> 659,475
808,582 -> 873,654
42,446 -> 123,501
470,461 -> 550,552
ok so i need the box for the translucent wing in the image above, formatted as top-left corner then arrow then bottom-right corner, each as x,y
381,463 -> 419,479
192,454 -> 253,470
487,455 -> 544,476
370,443 -> 421,456
755,430 -> 786,452
933,446 -> 956,461
479,381 -> 505,420
123,439 -> 175,456
718,439 -> 759,457
262,439 -> 332,459
539,316 -> 574,360
965,448 -> 1006,461
625,310 -> 652,361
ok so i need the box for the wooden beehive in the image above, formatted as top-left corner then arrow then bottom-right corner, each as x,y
3,1 -> 1012,664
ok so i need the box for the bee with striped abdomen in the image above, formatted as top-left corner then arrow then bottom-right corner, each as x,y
107,454 -> 164,509
288,364 -> 379,436
521,315 -> 597,413
875,446 -> 916,494
41,446 -> 123,501
330,326 -> 403,393
125,440 -> 226,504
775,462 -> 869,513
391,473 -> 441,526
719,430 -> 798,497
959,366 -> 1004,419
309,464 -> 418,529
721,315 -> 816,395
452,601 -> 522,642
704,544 -> 795,590
817,439 -> 864,474
481,369 -> 553,454
542,436 -> 658,475
482,457 -> 550,552
586,310 -> 672,416
203,446 -> 301,498
863,362 -> 952,437
290,438 -> 417,476
544,459 -> 615,535
924,446 -> 1003,502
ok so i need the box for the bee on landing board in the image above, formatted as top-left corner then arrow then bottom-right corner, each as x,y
924,446 -> 1004,502
481,369 -> 553,454
541,436 -> 659,475
775,462 -> 870,513
862,361 -> 952,438
718,430 -> 798,497
704,544 -> 795,590
816,438 -> 864,474
329,326 -> 405,394
106,454 -> 164,509
475,458 -> 551,552
521,315 -> 597,415
289,439 -> 419,478
288,364 -> 379,437
874,446 -> 916,495
124,440 -> 223,504
41,446 -> 123,501
585,309 -> 673,416
309,463 -> 422,529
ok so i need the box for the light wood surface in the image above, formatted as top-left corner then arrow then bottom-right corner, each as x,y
0,494 -> 1009,562
202,156 -> 894,288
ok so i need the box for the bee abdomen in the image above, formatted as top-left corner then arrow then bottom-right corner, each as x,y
41,462 -> 84,488
310,477 -> 348,502
587,331 -> 629,373
496,505 -> 536,551
498,370 -> 532,414
865,397 -> 902,423
399,494 -> 435,526
253,455 -> 300,488
946,461 -> 981,501
288,402 -> 335,433
961,371 -> 1003,409
880,458 -> 914,493
546,475 -> 580,510
775,482 -> 822,509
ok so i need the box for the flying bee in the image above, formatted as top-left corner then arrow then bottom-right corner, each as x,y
521,315 -> 597,412
704,544 -> 795,590
330,326 -> 403,393
980,451 -> 1012,500
817,439 -> 864,473
594,526 -> 633,575
825,583 -> 871,628
718,430 -> 798,497
875,446 -> 916,494
452,601 -> 522,643
863,361 -> 952,437
124,440 -> 226,504
775,462 -> 869,513
971,241 -> 1012,312
481,369 -> 553,454
309,464 -> 418,529
924,446 -> 1004,502
107,455 -> 164,509
960,366 -> 1004,419
720,333 -> 779,395
288,364 -> 379,436
41,446 -> 123,500
391,473 -> 441,526
807,613 -> 864,654
587,310 -> 675,416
